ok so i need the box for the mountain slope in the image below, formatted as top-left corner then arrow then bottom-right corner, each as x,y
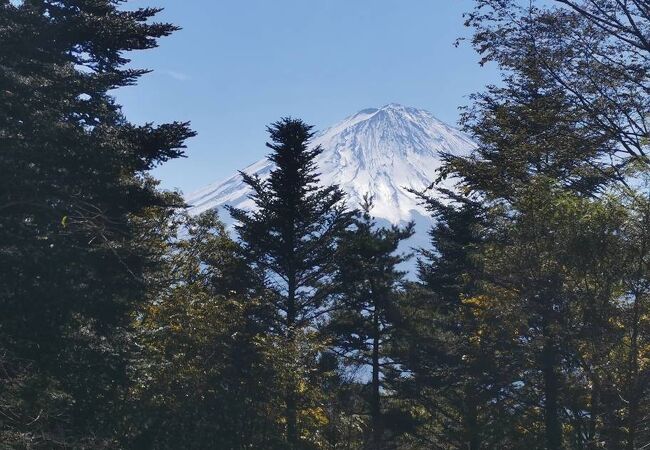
186,103 -> 475,224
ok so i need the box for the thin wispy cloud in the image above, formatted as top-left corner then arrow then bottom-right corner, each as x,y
163,70 -> 191,81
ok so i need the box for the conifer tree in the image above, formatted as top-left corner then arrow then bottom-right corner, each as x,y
328,196 -> 413,449
396,190 -> 496,449
446,11 -> 629,448
0,1 -> 193,445
229,118 -> 352,449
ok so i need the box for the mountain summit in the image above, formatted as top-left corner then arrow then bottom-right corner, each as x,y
186,104 -> 476,224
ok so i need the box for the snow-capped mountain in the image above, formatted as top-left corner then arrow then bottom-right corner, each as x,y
186,103 -> 475,225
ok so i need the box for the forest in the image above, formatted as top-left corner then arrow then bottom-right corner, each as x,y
1,0 -> 649,449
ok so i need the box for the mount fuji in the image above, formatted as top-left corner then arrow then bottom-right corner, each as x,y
186,104 -> 476,230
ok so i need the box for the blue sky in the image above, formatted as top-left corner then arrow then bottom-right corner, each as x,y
116,0 -> 500,193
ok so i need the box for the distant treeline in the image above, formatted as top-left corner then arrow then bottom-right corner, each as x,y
1,0 -> 649,449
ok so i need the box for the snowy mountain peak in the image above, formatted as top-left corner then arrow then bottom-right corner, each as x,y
186,104 -> 476,224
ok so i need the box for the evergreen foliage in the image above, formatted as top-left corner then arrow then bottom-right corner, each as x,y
329,196 -> 414,449
1,1 -> 649,449
0,0 -> 193,446
229,117 -> 353,448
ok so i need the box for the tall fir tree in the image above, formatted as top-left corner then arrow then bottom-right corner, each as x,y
0,1 -> 193,446
393,189 -> 518,450
328,196 -> 414,449
229,118 -> 353,449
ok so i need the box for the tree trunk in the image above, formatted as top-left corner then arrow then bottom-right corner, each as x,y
626,291 -> 641,450
542,338 -> 562,450
371,308 -> 382,449
586,378 -> 600,449
464,385 -> 480,450
286,277 -> 298,448
286,388 -> 298,449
